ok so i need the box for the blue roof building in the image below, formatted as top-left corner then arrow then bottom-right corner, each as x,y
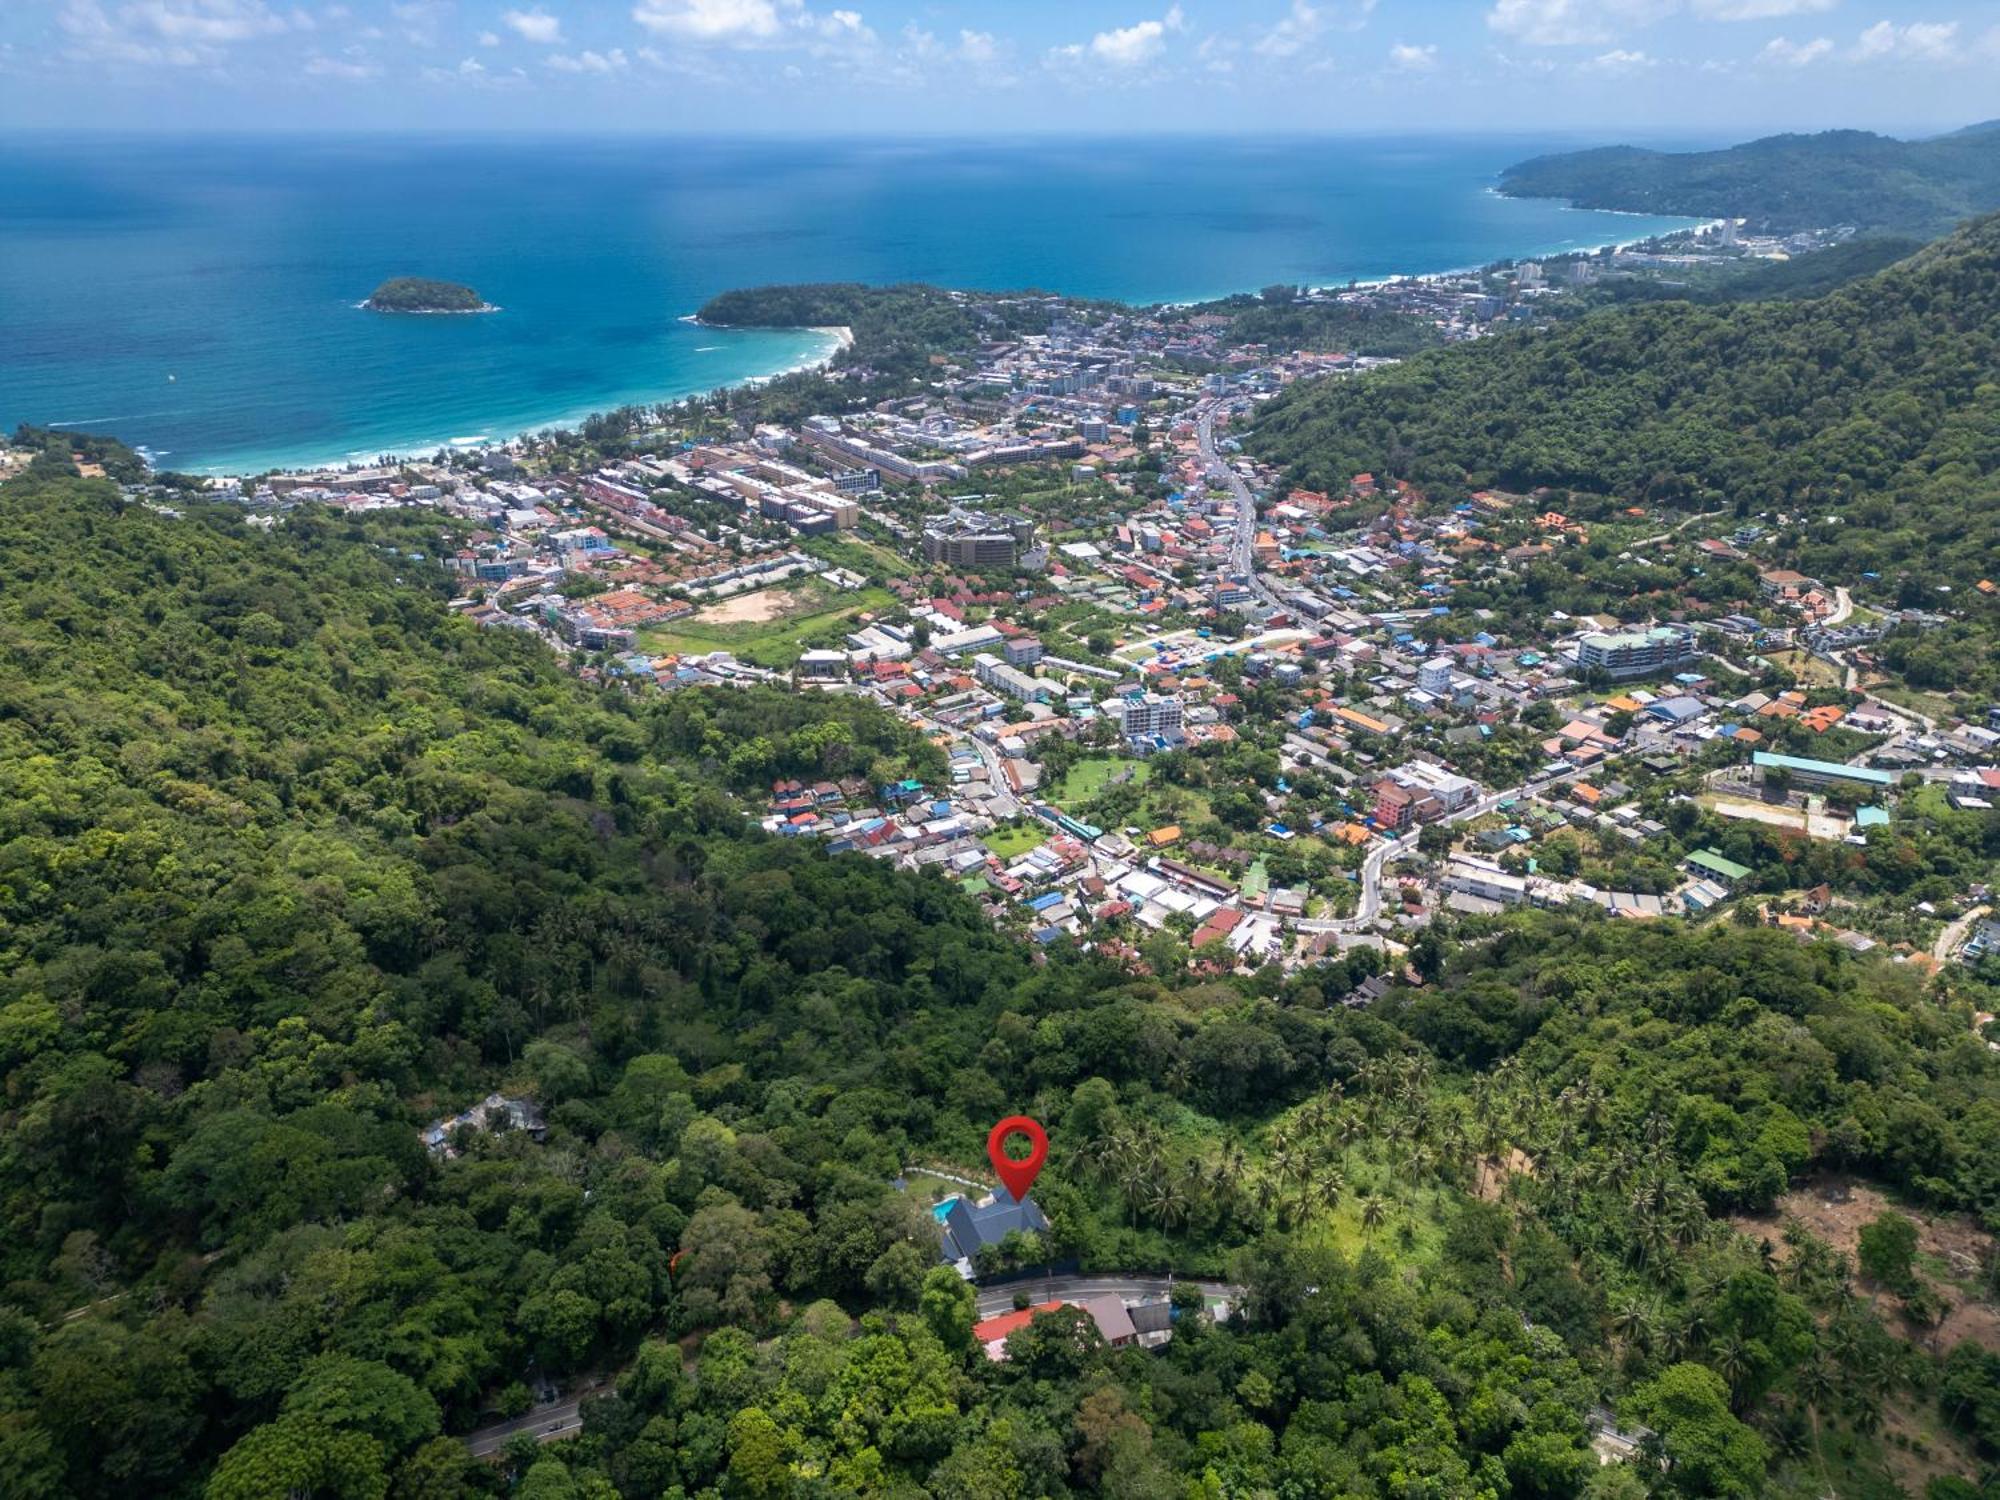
938,1188 -> 1052,1267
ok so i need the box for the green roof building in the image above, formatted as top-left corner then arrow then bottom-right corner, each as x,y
1686,849 -> 1753,885
1751,751 -> 1895,792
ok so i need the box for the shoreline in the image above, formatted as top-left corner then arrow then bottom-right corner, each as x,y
1329,195 -> 1714,292
175,213 -> 1693,480
191,321 -> 848,480
356,300 -> 503,315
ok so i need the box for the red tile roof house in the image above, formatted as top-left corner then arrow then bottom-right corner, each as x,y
969,1297 -> 1140,1361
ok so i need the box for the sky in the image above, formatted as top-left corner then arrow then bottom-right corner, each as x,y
3,0 -> 1997,136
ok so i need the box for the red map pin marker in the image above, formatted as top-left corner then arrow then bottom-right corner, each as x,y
987,1115 -> 1048,1202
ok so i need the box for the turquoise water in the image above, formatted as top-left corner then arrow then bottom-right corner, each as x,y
0,135 -> 1700,474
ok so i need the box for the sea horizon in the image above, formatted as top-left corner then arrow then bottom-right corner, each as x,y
0,133 -> 1704,475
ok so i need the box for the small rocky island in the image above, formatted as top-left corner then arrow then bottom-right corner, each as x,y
363,276 -> 494,313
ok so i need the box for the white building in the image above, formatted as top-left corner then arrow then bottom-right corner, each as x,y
1104,692 -> 1184,742
1443,856 -> 1527,906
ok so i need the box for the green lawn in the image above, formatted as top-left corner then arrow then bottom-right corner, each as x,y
800,534 -> 912,580
983,822 -> 1049,860
1057,757 -> 1149,805
638,582 -> 895,668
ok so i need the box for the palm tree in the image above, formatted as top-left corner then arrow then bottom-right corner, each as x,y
1676,1304 -> 1709,1355
1359,1193 -> 1388,1239
1668,1190 -> 1710,1249
1405,1143 -> 1434,1186
1315,1167 -> 1345,1219
1795,1357 -> 1838,1496
1610,1296 -> 1656,1357
1148,1175 -> 1188,1231
1711,1336 -> 1752,1409
1117,1157 -> 1152,1227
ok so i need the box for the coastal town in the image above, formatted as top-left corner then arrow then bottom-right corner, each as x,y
96,219 -> 2000,984
13,53 -> 2000,1498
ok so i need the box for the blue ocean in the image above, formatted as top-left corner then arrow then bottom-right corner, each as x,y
0,135 -> 1700,474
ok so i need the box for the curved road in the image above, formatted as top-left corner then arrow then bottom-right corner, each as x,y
1935,905 -> 1992,965
1194,397 -> 1625,937
463,1377 -> 608,1457
1298,762 -> 1598,935
1198,401 -> 1286,613
973,1273 -> 1240,1319
461,1277 -> 1240,1457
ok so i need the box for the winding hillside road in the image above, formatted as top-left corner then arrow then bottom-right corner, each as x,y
461,1276 -> 1242,1457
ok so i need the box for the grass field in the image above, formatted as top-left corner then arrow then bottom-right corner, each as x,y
1766,647 -> 1845,690
800,534 -> 912,580
1057,756 -> 1149,805
638,581 -> 894,668
983,822 -> 1049,860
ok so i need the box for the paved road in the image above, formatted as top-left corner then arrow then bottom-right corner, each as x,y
459,1279 -> 1239,1457
1814,586 -> 1862,688
463,1379 -> 608,1457
1632,508 -> 1725,549
1295,760 -> 1603,935
1198,402 -> 1287,612
972,1274 -> 1241,1319
967,733 -> 1023,820
1935,905 -> 1993,965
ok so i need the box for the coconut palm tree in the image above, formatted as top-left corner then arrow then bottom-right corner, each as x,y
1711,1336 -> 1752,1409
1315,1167 -> 1345,1219
1610,1296 -> 1657,1357
1359,1193 -> 1388,1239
1148,1175 -> 1189,1231
1795,1357 -> 1838,1495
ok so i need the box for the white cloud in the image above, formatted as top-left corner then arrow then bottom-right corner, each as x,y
546,45 -> 627,70
477,28 -> 499,44
1852,18 -> 1957,63
390,0 -> 447,45
304,50 -> 377,75
127,0 -> 290,42
1254,0 -> 1323,58
1486,0 -> 1676,46
502,6 -> 562,44
424,52 -> 527,84
57,0 -> 294,64
1580,45 -> 1653,69
802,6 -> 875,47
1387,40 -> 1437,69
1756,33 -> 1831,64
957,28 -> 999,64
631,0 -> 782,41
1692,0 -> 1833,18
1062,5 -> 1187,69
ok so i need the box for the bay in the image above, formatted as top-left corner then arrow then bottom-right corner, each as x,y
0,134 -> 1702,474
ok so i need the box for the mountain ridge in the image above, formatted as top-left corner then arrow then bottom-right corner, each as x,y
1500,123 -> 2000,235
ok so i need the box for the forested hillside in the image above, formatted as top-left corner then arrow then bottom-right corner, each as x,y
1158,286 -> 1444,358
1500,123 -> 2000,235
3,442 -> 2000,1497
1248,209 -> 2000,687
